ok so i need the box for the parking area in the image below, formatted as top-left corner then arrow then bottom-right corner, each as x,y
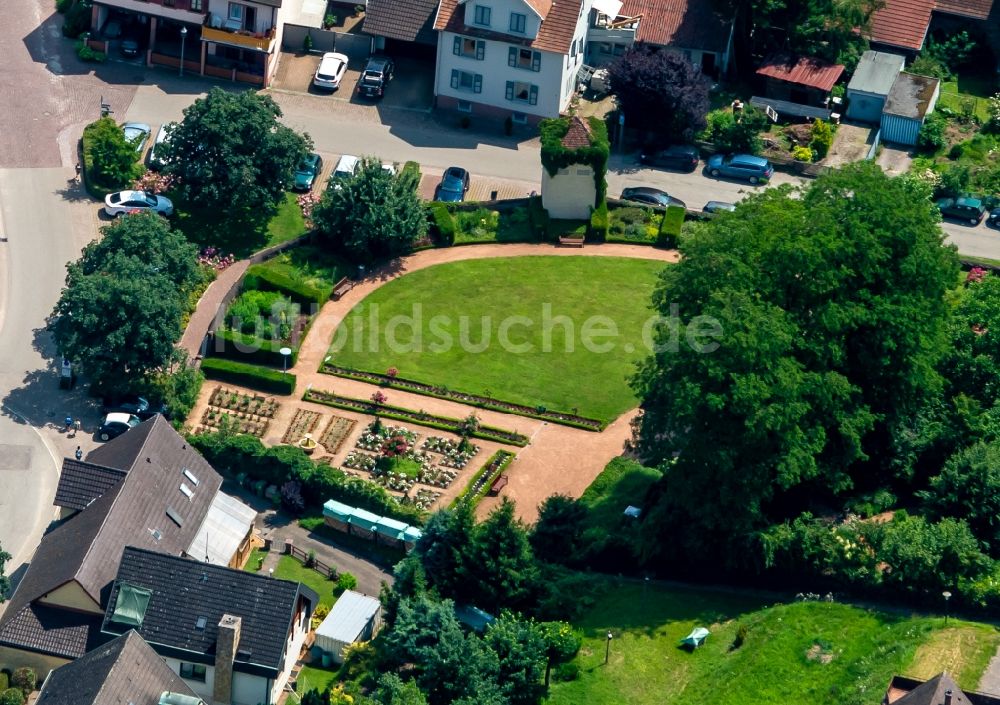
272,52 -> 434,110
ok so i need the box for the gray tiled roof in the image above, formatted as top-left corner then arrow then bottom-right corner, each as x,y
104,547 -> 318,675
0,604 -> 103,660
36,631 -> 198,705
363,0 -> 439,44
54,459 -> 127,512
0,417 -> 223,658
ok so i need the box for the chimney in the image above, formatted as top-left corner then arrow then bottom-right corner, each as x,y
213,615 -> 241,705
945,689 -> 953,705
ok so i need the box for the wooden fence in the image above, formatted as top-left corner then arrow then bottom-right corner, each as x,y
288,542 -> 337,579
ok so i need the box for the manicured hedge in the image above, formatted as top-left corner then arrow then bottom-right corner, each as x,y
200,357 -> 296,395
428,203 -> 456,246
588,201 -> 609,241
243,264 -> 330,307
527,195 -> 550,240
209,329 -> 298,368
188,432 -> 426,525
658,204 -> 685,248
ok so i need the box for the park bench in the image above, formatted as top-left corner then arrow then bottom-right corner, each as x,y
331,276 -> 355,301
488,474 -> 509,496
558,235 -> 585,248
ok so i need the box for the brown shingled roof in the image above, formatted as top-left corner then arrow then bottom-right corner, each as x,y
362,0 -> 439,44
435,0 -> 583,54
618,0 -> 733,53
868,0 -> 934,50
935,0 -> 994,19
561,117 -> 592,148
54,459 -> 127,512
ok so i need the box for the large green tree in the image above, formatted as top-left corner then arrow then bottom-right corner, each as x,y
312,156 -> 427,263
483,613 -> 547,705
466,499 -> 539,610
633,162 -> 958,564
162,88 -> 309,241
50,214 -> 198,392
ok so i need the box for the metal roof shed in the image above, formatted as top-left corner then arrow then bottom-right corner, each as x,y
880,72 -> 941,146
348,508 -> 381,534
846,51 -> 905,123
313,591 -> 382,663
323,499 -> 354,522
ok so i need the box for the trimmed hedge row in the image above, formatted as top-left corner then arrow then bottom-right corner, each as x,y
188,432 -> 426,525
589,201 -> 609,241
200,357 -> 296,395
243,264 -> 330,307
209,329 -> 299,369
527,195 -> 550,240
427,203 -> 456,246
453,449 -> 516,508
658,204 -> 685,248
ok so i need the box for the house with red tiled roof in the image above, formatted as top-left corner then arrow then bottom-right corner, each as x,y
868,0 -> 994,52
433,0 -> 592,120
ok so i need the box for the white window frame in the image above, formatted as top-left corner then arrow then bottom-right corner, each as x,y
228,2 -> 244,21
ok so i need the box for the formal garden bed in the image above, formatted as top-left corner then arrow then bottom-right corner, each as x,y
319,414 -> 356,454
282,408 -> 323,444
320,363 -> 603,431
324,257 -> 664,425
303,388 -> 530,446
454,449 -> 516,507
196,386 -> 280,436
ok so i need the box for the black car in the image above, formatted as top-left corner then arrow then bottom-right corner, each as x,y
436,166 -> 470,202
98,412 -> 141,442
639,145 -> 699,172
357,56 -> 395,98
937,196 -> 986,225
620,187 -> 686,209
102,395 -> 169,420
988,208 -> 1000,227
120,32 -> 142,58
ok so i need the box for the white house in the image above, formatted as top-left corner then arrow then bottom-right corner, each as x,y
433,0 -> 592,121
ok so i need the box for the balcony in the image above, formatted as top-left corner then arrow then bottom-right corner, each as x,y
202,22 -> 275,52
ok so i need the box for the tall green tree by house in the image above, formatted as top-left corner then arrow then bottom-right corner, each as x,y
50,213 -> 199,393
162,88 -> 310,245
312,156 -> 427,263
632,162 -> 958,565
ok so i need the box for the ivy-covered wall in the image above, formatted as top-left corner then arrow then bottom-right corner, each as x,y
539,116 -> 610,207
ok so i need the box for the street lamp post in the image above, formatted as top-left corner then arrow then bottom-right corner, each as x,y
179,26 -> 188,77
943,591 -> 952,626
279,347 -> 292,375
604,631 -> 613,665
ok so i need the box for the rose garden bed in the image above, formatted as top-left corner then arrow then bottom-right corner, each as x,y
303,389 -> 530,447
282,408 -> 323,444
319,415 -> 356,455
209,387 -> 280,417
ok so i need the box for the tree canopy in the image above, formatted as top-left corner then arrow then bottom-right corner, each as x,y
50,214 -> 200,392
312,156 -> 427,263
607,45 -> 710,138
632,162 -> 958,563
162,88 -> 309,242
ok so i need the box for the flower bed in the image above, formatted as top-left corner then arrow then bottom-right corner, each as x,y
282,408 -> 322,444
198,408 -> 270,437
320,363 -> 602,431
403,488 -> 442,511
209,387 -> 280,417
343,451 -> 377,472
319,415 -> 356,455
454,450 -> 516,507
422,436 -> 479,469
304,389 -> 530,447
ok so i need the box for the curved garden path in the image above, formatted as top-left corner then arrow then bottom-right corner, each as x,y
189,243 -> 678,522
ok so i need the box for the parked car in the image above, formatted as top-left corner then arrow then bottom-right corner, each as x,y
120,31 -> 142,57
435,166 -> 470,202
988,208 -> 1000,228
104,190 -> 174,218
313,52 -> 349,91
293,153 -> 324,191
639,145 -> 699,172
102,395 -> 169,421
620,187 -> 686,209
706,154 -> 774,184
703,201 -> 736,214
147,123 -> 174,170
329,154 -> 359,191
98,412 -> 141,442
357,56 -> 394,98
382,162 -> 397,175
937,196 -> 986,225
122,122 -> 151,155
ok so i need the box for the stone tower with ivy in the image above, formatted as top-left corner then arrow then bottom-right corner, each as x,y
540,116 -> 609,219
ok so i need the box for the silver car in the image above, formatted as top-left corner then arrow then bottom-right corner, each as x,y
104,190 -> 174,218
122,122 -> 151,155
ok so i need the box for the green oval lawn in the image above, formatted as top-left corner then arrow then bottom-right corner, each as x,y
327,256 -> 666,424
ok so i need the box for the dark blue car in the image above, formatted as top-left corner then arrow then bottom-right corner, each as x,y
436,166 -> 470,202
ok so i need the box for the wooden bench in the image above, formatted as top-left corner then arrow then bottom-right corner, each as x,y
331,276 -> 355,301
558,236 -> 585,248
488,474 -> 509,496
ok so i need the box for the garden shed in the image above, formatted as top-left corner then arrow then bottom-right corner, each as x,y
313,591 -> 382,664
322,499 -> 424,550
845,50 -> 905,123
754,54 -> 844,118
347,507 -> 380,539
880,72 -> 940,146
374,516 -> 409,548
322,499 -> 353,533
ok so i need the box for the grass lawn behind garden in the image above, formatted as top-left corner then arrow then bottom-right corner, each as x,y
250,245 -> 349,292
266,192 -> 308,247
549,580 -> 1000,705
938,75 -> 996,123
273,554 -> 339,609
328,256 -> 666,423
295,665 -> 341,696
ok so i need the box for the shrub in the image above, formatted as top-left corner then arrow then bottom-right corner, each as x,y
527,195 -> 550,240
62,0 -> 93,37
809,120 -> 833,159
242,265 -> 330,307
281,480 -> 306,514
82,117 -> 142,198
210,329 -> 298,369
56,0 -> 73,12
305,549 -> 316,568
335,572 -> 358,595
554,663 -> 580,682
588,201 -> 609,241
700,106 -> 769,154
75,41 -> 106,62
917,114 -> 948,153
0,688 -> 23,705
658,205 -> 685,248
0,676 -> 7,692
227,289 -> 295,339
402,161 -> 421,183
10,670 -> 34,696
732,623 -> 748,650
428,203 -> 456,246
314,603 -> 331,620
792,145 -> 814,162
200,358 -> 296,395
